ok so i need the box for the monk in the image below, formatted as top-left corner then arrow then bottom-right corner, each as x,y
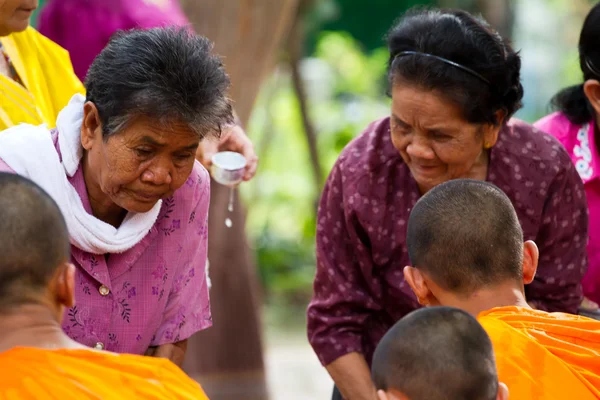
0,173 -> 208,399
403,179 -> 600,399
371,306 -> 508,400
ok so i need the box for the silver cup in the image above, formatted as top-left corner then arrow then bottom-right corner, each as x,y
210,151 -> 247,186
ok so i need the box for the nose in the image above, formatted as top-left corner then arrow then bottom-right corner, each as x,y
406,135 -> 435,160
141,156 -> 173,186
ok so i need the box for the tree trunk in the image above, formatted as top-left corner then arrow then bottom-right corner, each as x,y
178,1 -> 300,399
474,0 -> 514,39
437,0 -> 515,39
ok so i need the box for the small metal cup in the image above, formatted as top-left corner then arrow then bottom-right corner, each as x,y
210,151 -> 247,186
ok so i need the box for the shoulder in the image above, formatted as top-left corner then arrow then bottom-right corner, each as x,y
534,112 -> 586,150
170,161 -> 210,214
332,116 -> 403,186
10,27 -> 71,59
496,118 -> 574,171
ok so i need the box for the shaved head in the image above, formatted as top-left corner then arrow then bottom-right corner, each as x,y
407,179 -> 523,295
0,173 -> 70,311
372,307 -> 499,400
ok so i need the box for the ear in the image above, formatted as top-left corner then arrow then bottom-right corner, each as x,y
81,101 -> 103,151
522,240 -> 539,285
583,80 -> 600,116
55,262 -> 76,308
403,266 -> 431,306
482,109 -> 506,148
497,382 -> 509,400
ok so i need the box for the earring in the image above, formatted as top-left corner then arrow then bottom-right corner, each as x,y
484,142 -> 492,149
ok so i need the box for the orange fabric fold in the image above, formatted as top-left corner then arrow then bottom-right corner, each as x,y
478,306 -> 600,399
0,347 -> 208,399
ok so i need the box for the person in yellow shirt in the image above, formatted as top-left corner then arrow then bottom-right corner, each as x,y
0,172 -> 208,399
371,306 -> 508,400
0,0 -> 84,130
403,179 -> 600,399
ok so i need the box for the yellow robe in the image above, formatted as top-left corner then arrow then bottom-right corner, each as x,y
0,347 -> 209,399
0,27 -> 84,130
478,306 -> 600,400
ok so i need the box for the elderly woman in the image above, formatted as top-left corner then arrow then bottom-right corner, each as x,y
307,8 -> 589,400
535,2 -> 600,315
0,27 -> 231,365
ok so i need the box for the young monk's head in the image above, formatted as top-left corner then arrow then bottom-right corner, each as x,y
404,179 -> 538,314
0,173 -> 74,321
372,306 -> 508,400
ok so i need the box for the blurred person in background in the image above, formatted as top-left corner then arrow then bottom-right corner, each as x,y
308,8 -> 589,400
535,2 -> 600,318
0,0 -> 84,130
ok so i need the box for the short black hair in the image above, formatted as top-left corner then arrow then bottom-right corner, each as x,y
0,173 -> 70,311
85,27 -> 233,139
407,179 -> 523,294
387,7 -> 523,125
372,306 -> 498,400
551,2 -> 600,124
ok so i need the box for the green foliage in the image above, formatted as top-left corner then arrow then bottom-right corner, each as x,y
243,32 -> 390,308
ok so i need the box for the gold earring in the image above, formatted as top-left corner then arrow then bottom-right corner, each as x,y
484,142 -> 492,149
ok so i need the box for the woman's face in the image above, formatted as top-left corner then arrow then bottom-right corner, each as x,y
0,0 -> 37,36
81,103 -> 200,214
390,84 -> 500,193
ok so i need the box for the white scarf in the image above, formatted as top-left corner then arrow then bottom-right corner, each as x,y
0,94 -> 162,254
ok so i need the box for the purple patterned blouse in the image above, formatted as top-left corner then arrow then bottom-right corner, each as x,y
0,131 -> 211,354
308,117 -> 589,367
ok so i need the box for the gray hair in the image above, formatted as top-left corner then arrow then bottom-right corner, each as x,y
84,27 -> 233,139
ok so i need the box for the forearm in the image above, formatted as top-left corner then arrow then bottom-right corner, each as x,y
326,352 -> 377,400
146,339 -> 188,366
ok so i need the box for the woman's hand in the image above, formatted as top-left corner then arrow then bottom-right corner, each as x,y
145,339 -> 188,366
196,124 -> 258,181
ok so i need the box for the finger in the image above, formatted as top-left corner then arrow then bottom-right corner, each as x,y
243,156 -> 258,181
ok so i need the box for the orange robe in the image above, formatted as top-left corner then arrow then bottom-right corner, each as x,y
478,306 -> 600,399
0,347 -> 209,399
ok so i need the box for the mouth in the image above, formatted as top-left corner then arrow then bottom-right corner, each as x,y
15,7 -> 36,14
132,191 -> 164,202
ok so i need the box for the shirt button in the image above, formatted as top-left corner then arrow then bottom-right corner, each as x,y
99,285 -> 110,296
94,342 -> 104,350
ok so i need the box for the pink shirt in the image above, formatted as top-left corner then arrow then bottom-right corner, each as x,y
39,0 -> 190,81
535,112 -> 600,303
0,131 -> 211,354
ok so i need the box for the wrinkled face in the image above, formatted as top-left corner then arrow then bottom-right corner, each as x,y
0,0 -> 37,36
391,84 -> 498,193
82,106 -> 200,214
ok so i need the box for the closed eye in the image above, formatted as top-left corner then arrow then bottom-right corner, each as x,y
135,148 -> 153,157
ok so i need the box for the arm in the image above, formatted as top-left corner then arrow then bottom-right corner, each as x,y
145,339 -> 188,367
149,168 -> 212,361
526,158 -> 588,313
327,353 -> 377,400
196,113 -> 258,181
308,162 -> 380,400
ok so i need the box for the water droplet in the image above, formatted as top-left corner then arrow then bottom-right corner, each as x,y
225,218 -> 232,228
228,187 -> 235,212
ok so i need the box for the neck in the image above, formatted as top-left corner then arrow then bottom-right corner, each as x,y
81,152 -> 126,227
442,282 -> 531,317
0,304 -> 87,353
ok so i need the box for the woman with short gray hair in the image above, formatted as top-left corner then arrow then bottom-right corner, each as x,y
0,27 -> 231,365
